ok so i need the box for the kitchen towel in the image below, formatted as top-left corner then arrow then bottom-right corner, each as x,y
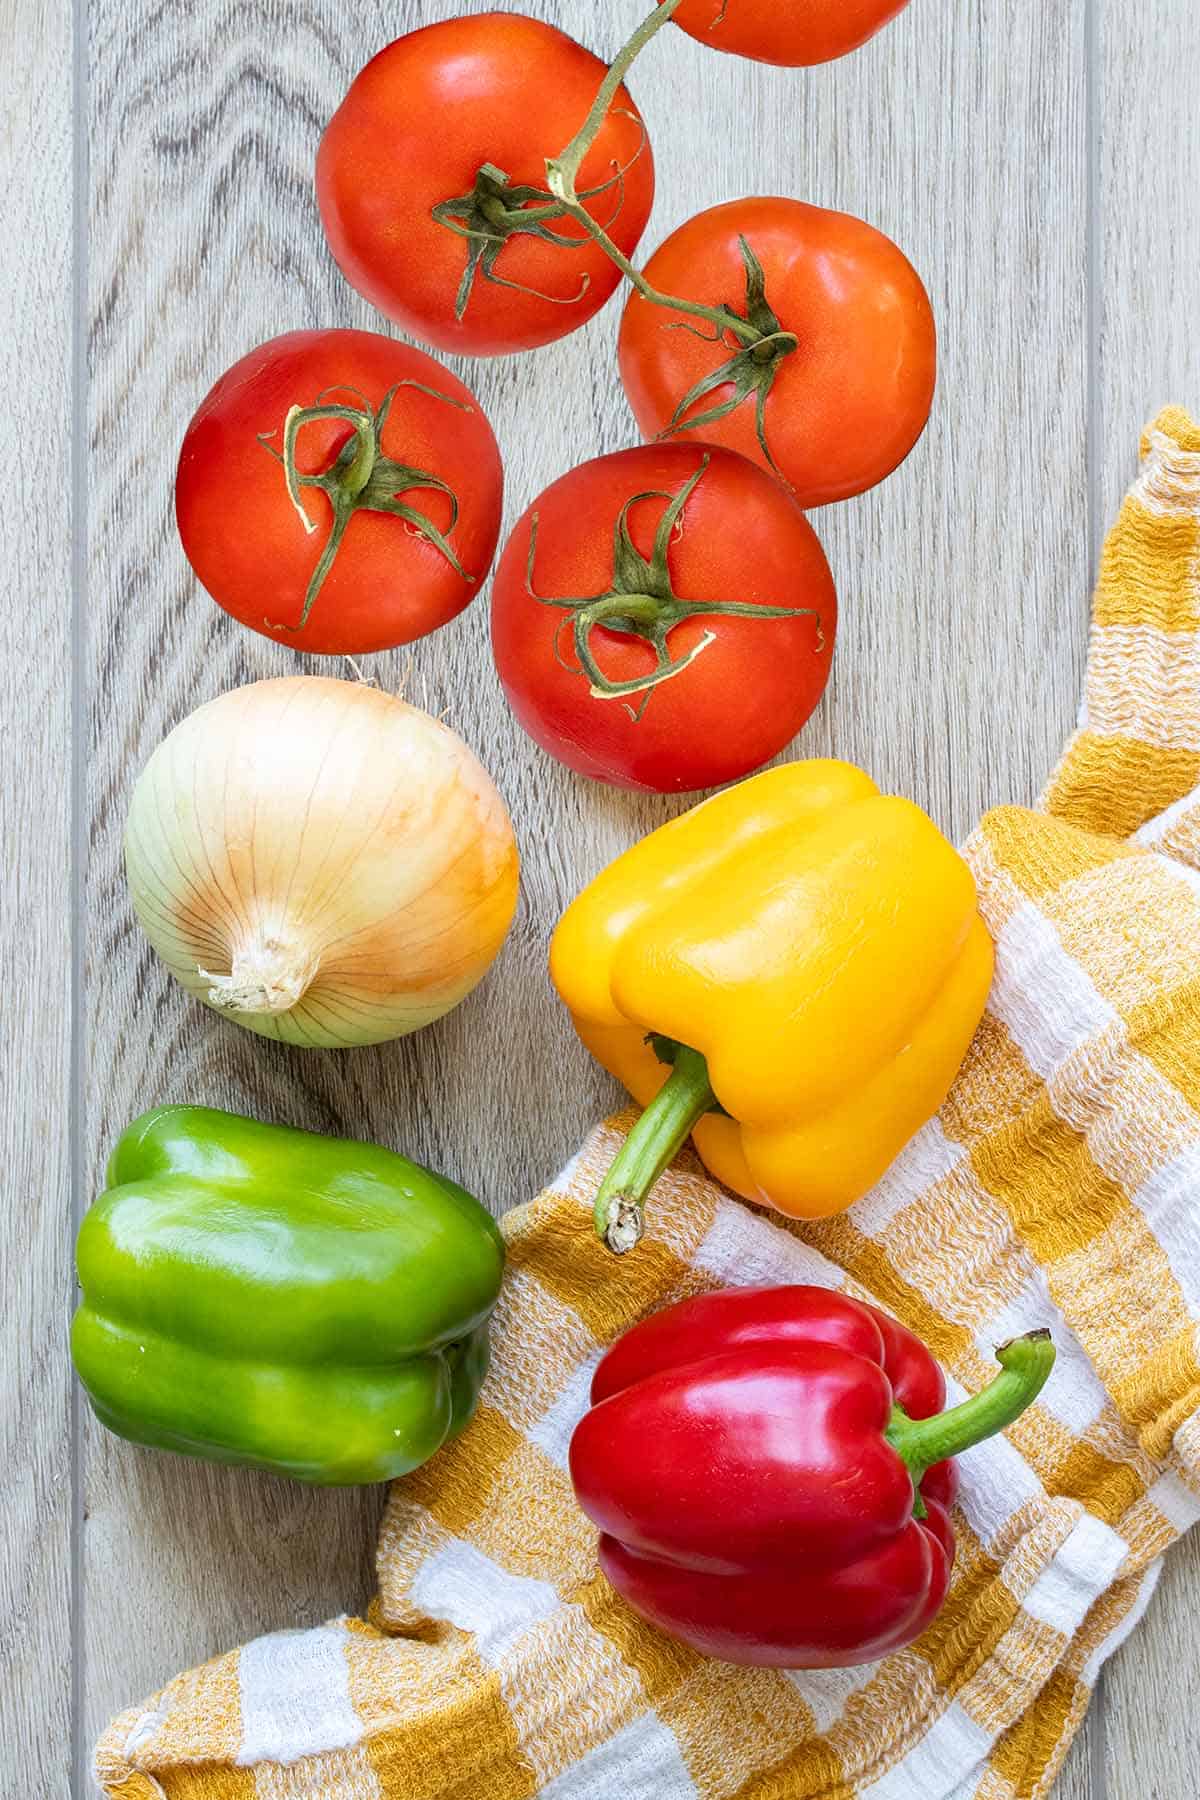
97,406 -> 1200,1800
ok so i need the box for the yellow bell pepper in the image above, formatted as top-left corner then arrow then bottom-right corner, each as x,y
550,762 -> 994,1252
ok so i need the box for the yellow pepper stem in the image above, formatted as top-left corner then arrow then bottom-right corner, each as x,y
593,1044 -> 716,1253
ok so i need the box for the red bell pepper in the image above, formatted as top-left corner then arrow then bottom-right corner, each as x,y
569,1286 -> 1054,1668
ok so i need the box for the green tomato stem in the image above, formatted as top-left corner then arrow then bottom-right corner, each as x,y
545,0 -> 763,349
552,0 -> 686,195
259,381 -> 472,631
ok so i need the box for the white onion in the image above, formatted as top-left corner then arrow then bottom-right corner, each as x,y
124,676 -> 519,1048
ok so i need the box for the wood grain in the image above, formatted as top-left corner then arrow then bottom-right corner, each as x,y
1092,4 -> 1200,1798
0,0 -> 1174,1786
0,0 -> 75,1789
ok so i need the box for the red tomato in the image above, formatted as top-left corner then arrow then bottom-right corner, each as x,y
316,15 -> 655,356
618,197 -> 936,507
176,330 -> 503,656
664,0 -> 913,66
491,444 -> 835,793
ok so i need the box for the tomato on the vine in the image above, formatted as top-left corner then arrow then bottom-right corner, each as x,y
663,0 -> 913,67
618,198 -> 936,508
176,329 -> 503,656
316,14 -> 655,357
490,443 -> 835,794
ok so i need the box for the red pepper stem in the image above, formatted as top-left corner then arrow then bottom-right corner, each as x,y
593,1044 -> 715,1254
886,1330 -> 1056,1495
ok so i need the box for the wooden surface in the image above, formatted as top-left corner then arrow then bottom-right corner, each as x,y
2,0 -> 1198,1790
1,0 -> 77,1789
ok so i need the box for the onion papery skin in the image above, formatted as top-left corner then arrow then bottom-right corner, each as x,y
124,677 -> 520,1048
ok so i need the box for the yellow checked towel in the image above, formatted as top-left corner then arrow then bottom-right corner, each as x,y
97,408 -> 1200,1800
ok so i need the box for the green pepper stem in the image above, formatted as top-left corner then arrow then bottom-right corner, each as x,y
593,1044 -> 715,1254
887,1330 -> 1056,1493
545,0 -> 763,351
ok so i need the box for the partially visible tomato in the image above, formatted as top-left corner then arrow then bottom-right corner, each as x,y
618,198 -> 936,508
490,444 -> 835,794
176,330 -> 503,656
316,14 -> 655,357
663,0 -> 913,66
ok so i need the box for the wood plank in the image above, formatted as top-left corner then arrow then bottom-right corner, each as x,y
0,0 -> 75,1786
1105,1551 -> 1200,1800
82,0 -> 1092,1774
1057,1730 -> 1103,1800
1093,1 -> 1200,1796
1094,0 -> 1200,532
748,0 -> 1092,843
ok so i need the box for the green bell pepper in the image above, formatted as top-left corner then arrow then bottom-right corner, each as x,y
72,1105 -> 505,1485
